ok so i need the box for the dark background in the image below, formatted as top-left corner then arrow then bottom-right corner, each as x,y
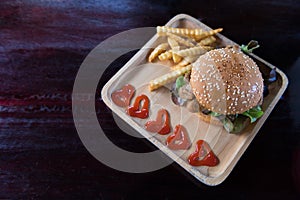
1,0 -> 300,199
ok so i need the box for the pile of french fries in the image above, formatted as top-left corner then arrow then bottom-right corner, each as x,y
148,26 -> 223,91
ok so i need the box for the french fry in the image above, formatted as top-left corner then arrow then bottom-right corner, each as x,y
157,26 -> 204,38
157,26 -> 222,41
175,46 -> 213,57
198,36 -> 216,46
172,56 -> 199,70
172,51 -> 182,63
158,50 -> 173,61
167,37 -> 179,49
148,26 -> 221,92
165,32 -> 196,47
193,28 -> 223,41
149,65 -> 192,91
158,49 -> 181,63
167,37 -> 182,63
172,59 -> 190,70
148,43 -> 169,62
185,55 -> 199,63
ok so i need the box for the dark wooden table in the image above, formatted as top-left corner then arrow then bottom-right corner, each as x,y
1,0 -> 300,199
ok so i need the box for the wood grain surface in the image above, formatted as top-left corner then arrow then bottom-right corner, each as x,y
0,0 -> 299,199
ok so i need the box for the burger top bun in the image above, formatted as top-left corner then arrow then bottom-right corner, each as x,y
190,46 -> 264,115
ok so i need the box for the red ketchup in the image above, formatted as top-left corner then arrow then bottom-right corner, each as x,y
166,125 -> 190,150
145,109 -> 170,135
188,140 -> 219,167
126,94 -> 149,119
111,84 -> 135,107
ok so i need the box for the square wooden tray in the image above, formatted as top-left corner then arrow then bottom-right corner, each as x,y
101,14 -> 288,185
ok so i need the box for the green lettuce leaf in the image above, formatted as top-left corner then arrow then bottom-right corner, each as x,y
175,76 -> 185,90
223,117 -> 234,132
241,106 -> 264,123
241,40 -> 260,54
231,116 -> 249,133
210,111 -> 222,117
206,106 -> 263,133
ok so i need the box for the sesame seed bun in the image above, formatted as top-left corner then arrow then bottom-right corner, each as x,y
190,46 -> 264,115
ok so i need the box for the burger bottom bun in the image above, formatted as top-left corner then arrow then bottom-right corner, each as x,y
196,112 -> 251,133
196,112 -> 223,126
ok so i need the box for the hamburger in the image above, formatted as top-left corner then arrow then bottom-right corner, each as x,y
174,46 -> 264,133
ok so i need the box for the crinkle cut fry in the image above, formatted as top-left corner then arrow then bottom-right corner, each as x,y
158,50 -> 173,61
163,32 -> 196,47
157,26 -> 222,41
149,65 -> 192,91
172,59 -> 190,70
175,46 -> 213,57
194,28 -> 223,41
172,55 -> 198,70
157,26 -> 204,37
167,37 -> 182,63
167,37 -> 179,49
172,51 -> 182,63
148,43 -> 169,62
198,36 -> 216,46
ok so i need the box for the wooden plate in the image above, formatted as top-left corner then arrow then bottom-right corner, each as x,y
101,14 -> 288,185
